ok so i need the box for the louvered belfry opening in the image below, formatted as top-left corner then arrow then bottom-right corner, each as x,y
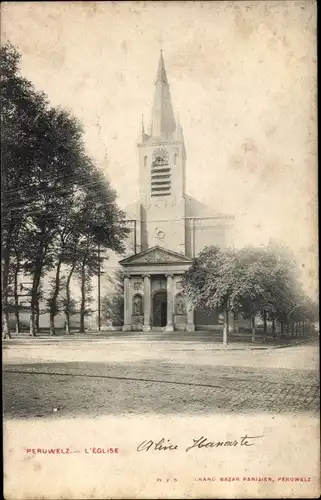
151,151 -> 171,197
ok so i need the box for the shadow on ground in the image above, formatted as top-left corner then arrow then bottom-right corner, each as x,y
3,332 -> 317,349
3,360 -> 319,419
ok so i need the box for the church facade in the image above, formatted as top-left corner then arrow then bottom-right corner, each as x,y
119,52 -> 234,332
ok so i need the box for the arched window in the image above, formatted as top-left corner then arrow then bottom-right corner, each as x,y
144,156 -> 148,168
133,294 -> 143,315
175,293 -> 186,315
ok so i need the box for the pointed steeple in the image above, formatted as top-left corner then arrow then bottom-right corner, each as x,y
150,51 -> 176,139
155,49 -> 168,85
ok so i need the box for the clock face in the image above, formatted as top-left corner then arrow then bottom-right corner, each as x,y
153,156 -> 165,166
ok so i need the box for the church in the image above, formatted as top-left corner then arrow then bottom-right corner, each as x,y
119,52 -> 234,332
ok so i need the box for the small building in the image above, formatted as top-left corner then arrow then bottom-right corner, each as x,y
119,52 -> 234,332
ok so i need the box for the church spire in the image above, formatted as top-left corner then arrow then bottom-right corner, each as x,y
156,49 -> 168,85
150,51 -> 176,139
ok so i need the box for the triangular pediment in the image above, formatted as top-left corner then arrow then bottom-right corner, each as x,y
119,246 -> 193,266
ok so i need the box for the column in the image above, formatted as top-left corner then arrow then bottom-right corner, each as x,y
186,303 -> 195,332
166,273 -> 174,332
122,274 -> 132,332
143,274 -> 151,331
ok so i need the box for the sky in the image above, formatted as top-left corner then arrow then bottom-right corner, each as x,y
2,1 -> 317,296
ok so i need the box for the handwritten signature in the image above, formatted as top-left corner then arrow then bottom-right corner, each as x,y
137,435 -> 263,452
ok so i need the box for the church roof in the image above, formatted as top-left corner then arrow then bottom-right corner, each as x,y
185,195 -> 230,219
123,195 -> 234,221
149,51 -> 176,140
119,246 -> 193,266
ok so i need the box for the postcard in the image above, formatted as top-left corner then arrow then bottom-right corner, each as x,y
2,1 -> 319,498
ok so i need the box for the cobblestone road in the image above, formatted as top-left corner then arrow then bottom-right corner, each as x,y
3,338 -> 319,418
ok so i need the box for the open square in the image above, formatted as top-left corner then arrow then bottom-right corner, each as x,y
3,334 -> 319,419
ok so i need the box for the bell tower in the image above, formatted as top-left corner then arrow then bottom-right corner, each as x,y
137,51 -> 187,254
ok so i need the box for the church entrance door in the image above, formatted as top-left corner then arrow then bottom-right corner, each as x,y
152,290 -> 167,327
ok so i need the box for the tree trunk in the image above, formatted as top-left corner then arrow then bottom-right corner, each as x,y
272,317 -> 276,339
29,261 -> 43,337
29,309 -> 34,336
263,310 -> 267,333
2,310 -> 11,339
65,263 -> 76,334
49,314 -> 55,336
291,322 -> 294,336
223,302 -> 228,345
286,322 -> 289,335
263,310 -> 267,341
35,297 -> 40,333
228,312 -> 235,334
2,312 -> 11,339
13,259 -> 21,334
49,259 -> 62,336
29,303 -> 36,336
65,315 -> 70,334
79,260 -> 86,333
280,322 -> 284,335
1,235 -> 12,339
251,315 -> 256,342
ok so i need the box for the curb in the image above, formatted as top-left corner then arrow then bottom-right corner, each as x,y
267,338 -> 316,349
167,338 -> 317,352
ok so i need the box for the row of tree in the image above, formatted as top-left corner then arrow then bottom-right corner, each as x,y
183,244 -> 318,344
1,42 -> 129,338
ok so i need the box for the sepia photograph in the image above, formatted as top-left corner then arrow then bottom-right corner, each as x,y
2,1 -> 319,498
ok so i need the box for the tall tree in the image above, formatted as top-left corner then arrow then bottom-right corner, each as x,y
1,42 -> 49,338
67,166 -> 129,333
235,244 -> 304,341
1,42 -> 129,337
183,243 -> 312,344
183,246 -> 240,345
